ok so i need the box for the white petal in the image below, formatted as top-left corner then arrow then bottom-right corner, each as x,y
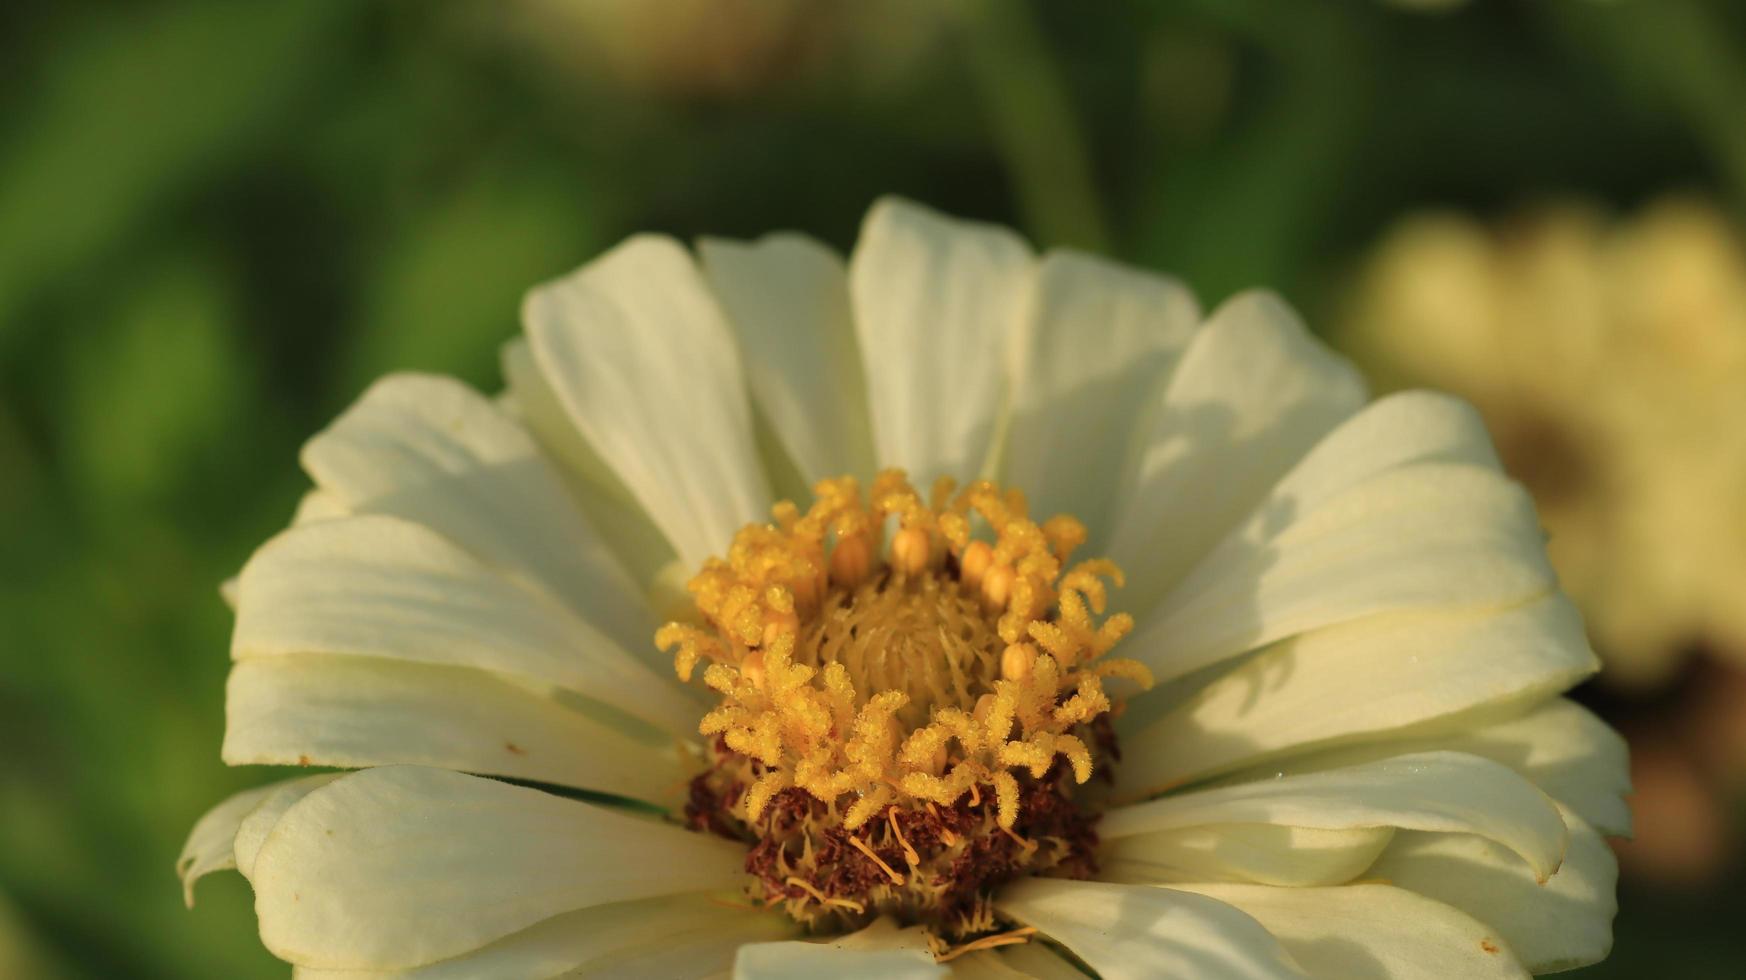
500,337 -> 676,586
1101,751 -> 1569,882
300,373 -> 660,670
947,946 -> 1093,979
1132,462 -> 1556,685
1104,291 -> 1366,614
736,919 -> 945,980
699,234 -> 877,485
735,945 -> 942,980
1219,698 -> 1632,838
178,778 -> 322,907
292,895 -> 794,980
566,917 -> 767,980
523,235 -> 772,570
1370,805 -> 1616,974
1171,883 -> 1531,979
986,943 -> 1090,979
220,489 -> 348,609
1118,592 -> 1598,794
1230,390 -> 1502,540
1003,250 -> 1199,539
1100,824 -> 1395,887
252,766 -> 748,970
234,773 -> 344,884
292,488 -> 351,524
1449,700 -> 1630,838
232,514 -> 695,736
944,951 -> 1031,979
223,655 -> 685,806
848,197 -> 1034,485
995,878 -> 1306,980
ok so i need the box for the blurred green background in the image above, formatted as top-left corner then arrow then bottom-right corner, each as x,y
3,1 -> 1745,976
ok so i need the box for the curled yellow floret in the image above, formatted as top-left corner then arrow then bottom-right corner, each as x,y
658,470 -> 1151,830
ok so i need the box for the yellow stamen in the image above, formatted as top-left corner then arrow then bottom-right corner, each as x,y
849,835 -> 906,886
739,650 -> 766,692
958,539 -> 993,590
933,927 -> 1039,962
830,530 -> 873,589
787,877 -> 866,914
890,526 -> 932,575
979,563 -> 1014,613
659,469 -> 1150,837
888,808 -> 921,867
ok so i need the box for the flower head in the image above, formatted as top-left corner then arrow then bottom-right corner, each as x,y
182,198 -> 1626,977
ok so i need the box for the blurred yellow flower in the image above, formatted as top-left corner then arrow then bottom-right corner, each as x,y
1342,197 -> 1746,689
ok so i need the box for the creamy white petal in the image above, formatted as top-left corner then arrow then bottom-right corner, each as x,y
523,235 -> 771,570
292,895 -> 794,980
1450,700 -> 1630,838
500,337 -> 676,586
1118,593 -> 1598,794
220,489 -> 349,609
1230,390 -> 1502,541
1105,291 -> 1366,613
848,197 -> 1034,485
989,943 -> 1090,979
944,951 -> 1030,979
699,234 -> 876,485
1003,250 -> 1199,539
300,373 -> 659,668
1132,462 -> 1556,685
1171,883 -> 1530,980
735,946 -> 942,980
1100,824 -> 1395,887
995,878 -> 1306,980
1221,698 -> 1632,838
1370,805 -> 1616,974
232,514 -> 696,736
252,766 -> 748,970
948,947 -> 1092,980
234,773 -> 344,884
569,919 -> 767,980
223,655 -> 684,806
178,778 -> 324,906
736,919 -> 945,980
1101,751 -> 1568,882
292,487 -> 351,524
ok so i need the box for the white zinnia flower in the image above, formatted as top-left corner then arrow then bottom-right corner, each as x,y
180,198 -> 1627,978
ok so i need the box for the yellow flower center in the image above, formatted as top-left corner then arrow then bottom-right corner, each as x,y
658,471 -> 1151,938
